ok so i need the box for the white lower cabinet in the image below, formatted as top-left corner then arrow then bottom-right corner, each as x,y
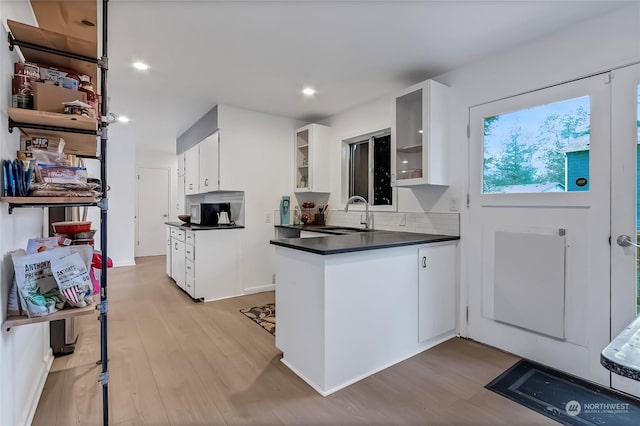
172,238 -> 186,290
191,229 -> 242,301
418,243 -> 456,342
166,227 -> 172,277
166,226 -> 242,301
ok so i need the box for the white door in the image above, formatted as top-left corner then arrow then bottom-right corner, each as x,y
466,74 -> 611,386
137,167 -> 170,257
610,63 -> 640,397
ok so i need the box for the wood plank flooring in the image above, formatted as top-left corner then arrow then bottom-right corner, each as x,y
33,256 -> 554,425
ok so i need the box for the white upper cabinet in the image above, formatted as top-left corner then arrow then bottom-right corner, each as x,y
184,144 -> 199,195
295,123 -> 331,193
177,152 -> 185,177
199,132 -> 219,192
183,131 -> 220,195
392,79 -> 448,186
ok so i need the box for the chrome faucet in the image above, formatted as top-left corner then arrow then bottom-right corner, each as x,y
344,195 -> 370,229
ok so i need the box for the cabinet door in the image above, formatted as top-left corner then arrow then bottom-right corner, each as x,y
176,174 -> 185,215
172,238 -> 186,290
418,244 -> 456,342
199,132 -> 219,192
184,145 -> 199,195
392,80 -> 448,186
295,125 -> 311,191
177,153 -> 185,177
166,228 -> 172,277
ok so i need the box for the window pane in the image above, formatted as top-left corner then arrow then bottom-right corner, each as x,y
349,141 -> 369,199
373,135 -> 392,205
482,96 -> 590,194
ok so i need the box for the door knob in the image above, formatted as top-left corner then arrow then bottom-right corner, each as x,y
616,235 -> 640,248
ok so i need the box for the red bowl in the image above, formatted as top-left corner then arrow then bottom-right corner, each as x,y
52,221 -> 92,234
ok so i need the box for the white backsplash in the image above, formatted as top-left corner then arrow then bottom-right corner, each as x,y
325,210 -> 460,236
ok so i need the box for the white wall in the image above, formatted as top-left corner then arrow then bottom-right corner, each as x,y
0,3 -> 56,425
216,105 -> 302,292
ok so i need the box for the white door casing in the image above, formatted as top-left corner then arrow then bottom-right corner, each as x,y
610,63 -> 640,397
466,74 -> 611,386
137,167 -> 170,257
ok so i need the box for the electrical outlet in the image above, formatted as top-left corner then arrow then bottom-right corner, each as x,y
399,213 -> 406,226
265,212 -> 271,223
449,198 -> 459,211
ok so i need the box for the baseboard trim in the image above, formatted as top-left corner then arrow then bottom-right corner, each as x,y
243,284 -> 275,295
113,260 -> 136,268
281,333 -> 456,397
25,348 -> 54,425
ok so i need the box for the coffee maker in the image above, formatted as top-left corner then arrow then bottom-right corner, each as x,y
280,196 -> 290,225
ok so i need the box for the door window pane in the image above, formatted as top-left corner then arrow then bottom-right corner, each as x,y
482,96 -> 590,194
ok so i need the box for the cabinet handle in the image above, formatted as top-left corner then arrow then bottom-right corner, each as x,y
187,250 -> 191,255
422,256 -> 427,268
204,178 -> 209,186
175,242 -> 178,250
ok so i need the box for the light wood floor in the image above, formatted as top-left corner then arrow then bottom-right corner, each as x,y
33,256 -> 554,425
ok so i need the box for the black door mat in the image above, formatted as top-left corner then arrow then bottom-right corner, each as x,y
486,359 -> 640,425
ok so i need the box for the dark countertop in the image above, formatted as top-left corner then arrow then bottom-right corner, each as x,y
601,315 -> 640,381
270,229 -> 459,255
165,222 -> 244,231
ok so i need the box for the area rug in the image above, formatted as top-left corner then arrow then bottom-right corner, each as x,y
486,359 -> 640,425
240,303 -> 275,336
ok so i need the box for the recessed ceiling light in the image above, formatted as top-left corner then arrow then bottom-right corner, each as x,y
117,115 -> 130,123
401,170 -> 407,173
302,87 -> 316,96
402,160 -> 408,164
418,129 -> 423,134
133,61 -> 150,71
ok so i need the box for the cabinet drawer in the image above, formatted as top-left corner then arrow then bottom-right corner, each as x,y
170,228 -> 178,238
185,232 -> 195,245
185,258 -> 195,277
175,230 -> 185,241
185,244 -> 195,261
185,274 -> 195,297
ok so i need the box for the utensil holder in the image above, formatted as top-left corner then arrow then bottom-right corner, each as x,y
314,213 -> 325,225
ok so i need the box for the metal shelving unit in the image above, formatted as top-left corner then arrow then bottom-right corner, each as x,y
2,1 -> 111,424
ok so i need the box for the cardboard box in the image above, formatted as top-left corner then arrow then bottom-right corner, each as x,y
33,82 -> 86,114
20,136 -> 62,151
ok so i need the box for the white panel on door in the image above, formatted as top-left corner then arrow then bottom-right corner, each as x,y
493,230 -> 566,339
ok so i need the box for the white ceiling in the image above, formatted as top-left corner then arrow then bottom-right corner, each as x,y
106,1 -> 630,153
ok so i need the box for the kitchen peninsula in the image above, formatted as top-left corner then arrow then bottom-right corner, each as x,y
270,230 -> 459,395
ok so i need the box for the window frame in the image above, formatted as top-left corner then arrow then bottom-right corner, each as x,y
341,128 -> 397,212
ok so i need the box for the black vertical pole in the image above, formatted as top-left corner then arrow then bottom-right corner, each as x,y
99,1 -> 109,425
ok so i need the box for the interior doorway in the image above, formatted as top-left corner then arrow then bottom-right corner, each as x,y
136,167 -> 170,257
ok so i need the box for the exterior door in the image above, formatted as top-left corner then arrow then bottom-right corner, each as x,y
137,167 -> 170,257
466,74 -> 611,386
610,63 -> 640,397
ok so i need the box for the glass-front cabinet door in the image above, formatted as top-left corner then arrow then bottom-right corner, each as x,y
395,88 -> 424,183
392,79 -> 448,186
296,126 -> 310,191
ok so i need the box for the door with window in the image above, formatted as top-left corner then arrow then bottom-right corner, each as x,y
610,63 -> 640,397
467,74 -> 611,386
